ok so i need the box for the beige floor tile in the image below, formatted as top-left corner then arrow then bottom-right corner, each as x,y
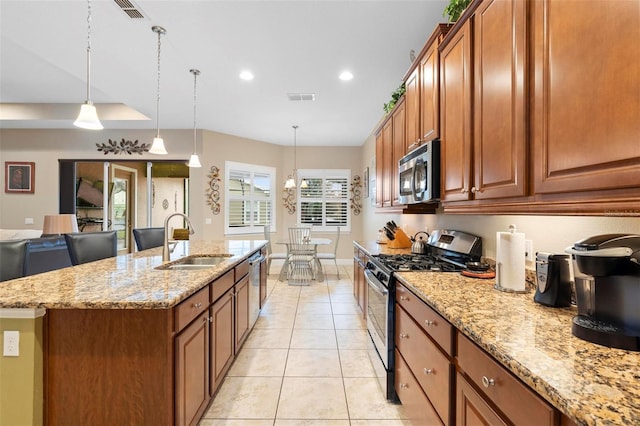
327,284 -> 354,295
244,328 -> 293,349
290,328 -> 337,349
338,349 -> 376,378
203,376 -> 282,419
329,293 -> 358,304
276,377 -> 348,419
349,421 -> 412,426
336,329 -> 370,350
333,314 -> 365,330
228,348 -> 289,377
275,420 -> 350,426
294,313 -> 335,330
199,419 -> 274,426
331,302 -> 361,315
260,302 -> 298,315
299,293 -> 331,304
344,378 -> 407,420
254,313 -> 296,329
297,302 -> 333,315
284,349 -> 342,377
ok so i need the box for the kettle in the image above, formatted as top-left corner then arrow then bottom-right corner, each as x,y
411,231 -> 429,254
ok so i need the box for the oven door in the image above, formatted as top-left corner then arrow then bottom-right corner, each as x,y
365,269 -> 389,368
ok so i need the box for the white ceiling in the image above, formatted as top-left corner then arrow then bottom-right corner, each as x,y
0,0 -> 449,146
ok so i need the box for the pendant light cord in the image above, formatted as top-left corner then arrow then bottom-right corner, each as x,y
192,69 -> 199,152
155,28 -> 163,138
293,125 -> 298,172
85,0 -> 92,102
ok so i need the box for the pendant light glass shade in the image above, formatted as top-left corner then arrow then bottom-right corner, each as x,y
188,69 -> 202,168
150,26 -> 168,155
284,176 -> 296,189
74,0 -> 103,130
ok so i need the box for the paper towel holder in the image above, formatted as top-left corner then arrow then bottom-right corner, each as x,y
494,224 -> 528,293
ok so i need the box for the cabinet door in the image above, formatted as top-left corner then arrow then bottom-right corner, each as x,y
396,350 -> 444,426
382,119 -> 394,207
175,311 -> 210,426
532,0 -> 640,195
235,274 -> 250,352
210,288 -> 234,393
405,67 -> 420,150
392,100 -> 406,206
420,41 -> 440,143
375,130 -> 384,207
440,20 -> 473,201
259,250 -> 268,308
456,372 -> 507,426
356,259 -> 366,318
473,0 -> 527,199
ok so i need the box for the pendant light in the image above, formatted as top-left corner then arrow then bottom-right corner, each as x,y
187,69 -> 202,168
149,26 -> 168,155
284,125 -> 299,189
73,0 -> 103,130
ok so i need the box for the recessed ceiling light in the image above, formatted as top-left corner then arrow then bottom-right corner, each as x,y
239,70 -> 254,81
339,71 -> 354,81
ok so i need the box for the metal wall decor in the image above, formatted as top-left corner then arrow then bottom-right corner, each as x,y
96,138 -> 150,155
350,174 -> 362,215
206,165 -> 221,215
282,185 -> 296,215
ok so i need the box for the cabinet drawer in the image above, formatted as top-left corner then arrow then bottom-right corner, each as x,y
396,283 -> 454,356
235,258 -> 250,282
395,349 -> 443,426
396,304 -> 452,425
210,270 -> 234,303
457,333 -> 557,426
175,285 -> 210,332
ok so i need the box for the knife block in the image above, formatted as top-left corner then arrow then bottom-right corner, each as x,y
388,228 -> 412,248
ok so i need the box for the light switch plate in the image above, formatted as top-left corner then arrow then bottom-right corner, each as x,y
525,240 -> 534,262
3,330 -> 19,357
24,217 -> 34,225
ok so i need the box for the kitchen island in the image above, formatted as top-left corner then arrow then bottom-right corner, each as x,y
354,241 -> 640,426
0,239 -> 266,426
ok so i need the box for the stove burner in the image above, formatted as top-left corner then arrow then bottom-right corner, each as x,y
373,253 -> 464,273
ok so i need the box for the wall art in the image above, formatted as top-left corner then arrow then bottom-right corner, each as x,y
206,165 -> 222,215
282,186 -> 296,215
350,174 -> 362,215
96,138 -> 150,155
5,161 -> 35,193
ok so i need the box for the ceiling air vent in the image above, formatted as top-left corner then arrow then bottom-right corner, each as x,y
287,93 -> 316,102
114,0 -> 146,19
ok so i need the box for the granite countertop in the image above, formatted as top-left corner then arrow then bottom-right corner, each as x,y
354,240 -> 640,426
0,240 -> 266,310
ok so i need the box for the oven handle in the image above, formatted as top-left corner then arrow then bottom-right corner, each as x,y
364,269 -> 388,296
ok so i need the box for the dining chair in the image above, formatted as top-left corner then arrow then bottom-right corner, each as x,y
263,224 -> 287,276
316,226 -> 340,279
0,239 -> 30,282
287,227 -> 315,285
133,227 -> 165,251
64,230 -> 117,265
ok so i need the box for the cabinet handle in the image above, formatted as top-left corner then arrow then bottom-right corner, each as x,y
423,368 -> 434,375
399,383 -> 408,389
399,295 -> 409,301
471,186 -> 483,194
482,376 -> 496,388
193,302 -> 202,309
399,333 -> 409,339
209,317 -> 214,323
424,320 -> 435,326
202,316 -> 208,322
460,188 -> 469,194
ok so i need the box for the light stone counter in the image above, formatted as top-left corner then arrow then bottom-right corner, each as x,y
354,240 -> 639,425
0,240 -> 266,309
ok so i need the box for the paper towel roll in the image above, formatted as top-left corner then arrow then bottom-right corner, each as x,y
495,224 -> 526,292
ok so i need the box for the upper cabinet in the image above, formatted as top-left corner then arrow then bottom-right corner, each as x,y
440,0 -> 526,202
531,0 -> 640,196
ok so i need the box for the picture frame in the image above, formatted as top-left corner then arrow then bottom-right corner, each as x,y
5,162 -> 35,194
363,166 -> 370,198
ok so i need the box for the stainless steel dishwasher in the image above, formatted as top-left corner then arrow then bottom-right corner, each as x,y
248,251 -> 265,328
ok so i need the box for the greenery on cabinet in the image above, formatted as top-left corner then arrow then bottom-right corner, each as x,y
444,0 -> 472,22
383,83 -> 406,113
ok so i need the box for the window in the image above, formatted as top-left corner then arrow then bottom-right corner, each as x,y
297,169 -> 350,232
225,161 -> 275,235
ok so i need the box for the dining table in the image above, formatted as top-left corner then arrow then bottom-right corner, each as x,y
275,238 -> 332,282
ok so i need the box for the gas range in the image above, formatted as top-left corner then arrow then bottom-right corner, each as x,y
371,253 -> 464,272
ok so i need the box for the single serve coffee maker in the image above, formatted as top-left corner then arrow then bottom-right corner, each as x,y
566,234 -> 640,351
534,252 -> 572,307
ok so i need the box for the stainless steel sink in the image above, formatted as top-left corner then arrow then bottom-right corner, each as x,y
155,254 -> 233,271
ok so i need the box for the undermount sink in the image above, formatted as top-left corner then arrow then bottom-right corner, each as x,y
155,254 -> 233,271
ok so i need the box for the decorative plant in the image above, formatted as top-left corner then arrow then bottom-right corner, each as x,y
444,0 -> 472,22
383,83 -> 406,114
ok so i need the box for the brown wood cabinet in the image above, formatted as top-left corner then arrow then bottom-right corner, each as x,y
456,372 -> 507,426
440,0 -> 526,202
395,349 -> 444,426
405,67 -> 420,151
234,273 -> 250,352
210,287 -> 234,392
395,283 -> 453,425
531,0 -> 640,196
457,333 -> 557,426
392,99 -> 406,206
352,246 -> 367,317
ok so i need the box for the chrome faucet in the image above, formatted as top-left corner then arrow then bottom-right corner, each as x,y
163,213 -> 195,261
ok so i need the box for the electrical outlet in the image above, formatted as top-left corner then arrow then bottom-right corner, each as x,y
525,240 -> 534,262
3,330 -> 19,357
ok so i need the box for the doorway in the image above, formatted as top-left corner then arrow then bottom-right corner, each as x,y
112,165 -> 136,254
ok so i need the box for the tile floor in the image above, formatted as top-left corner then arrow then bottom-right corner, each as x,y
199,265 -> 409,426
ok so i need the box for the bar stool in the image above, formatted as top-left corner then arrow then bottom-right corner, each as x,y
0,239 -> 30,281
64,231 -> 117,265
133,227 -> 165,251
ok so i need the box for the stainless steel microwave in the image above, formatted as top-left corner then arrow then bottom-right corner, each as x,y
398,139 -> 440,204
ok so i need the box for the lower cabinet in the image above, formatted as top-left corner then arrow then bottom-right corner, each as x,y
395,349 -> 444,426
456,372 -> 506,426
210,287 -> 234,392
234,273 -> 250,352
